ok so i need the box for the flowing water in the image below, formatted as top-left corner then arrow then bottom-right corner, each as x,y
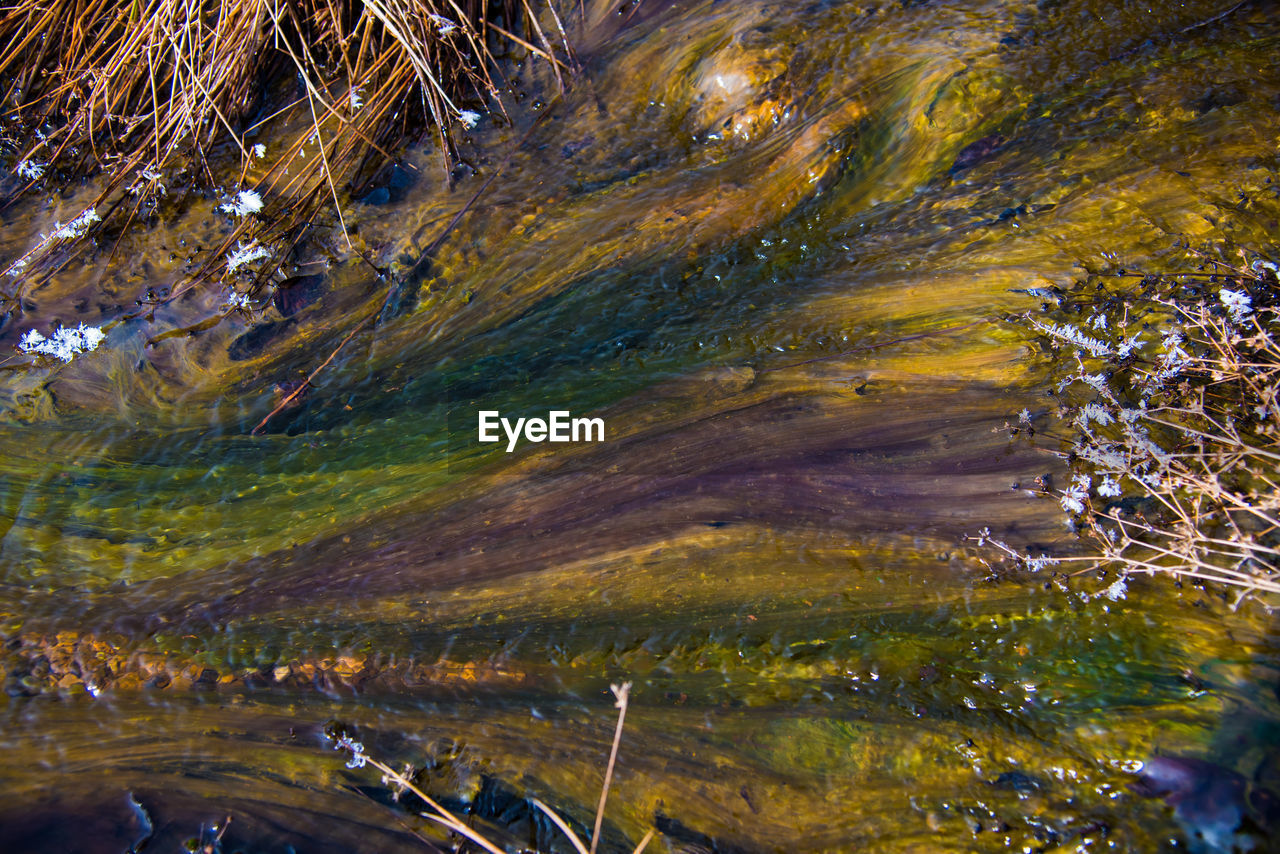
2,0 -> 1279,851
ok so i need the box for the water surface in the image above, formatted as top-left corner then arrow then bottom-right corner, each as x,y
2,0 -> 1278,851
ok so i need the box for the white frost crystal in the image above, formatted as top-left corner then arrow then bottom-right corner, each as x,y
1218,288 -> 1252,323
226,242 -> 271,271
15,159 -> 45,180
222,290 -> 253,309
50,208 -> 101,241
219,189 -> 264,217
18,324 -> 106,362
428,13 -> 458,35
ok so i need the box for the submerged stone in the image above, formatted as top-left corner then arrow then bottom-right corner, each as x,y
1133,756 -> 1278,853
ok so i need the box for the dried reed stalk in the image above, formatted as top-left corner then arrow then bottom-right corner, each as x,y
0,0 -> 558,296
331,681 -> 655,854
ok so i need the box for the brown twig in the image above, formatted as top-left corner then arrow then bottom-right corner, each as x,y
590,681 -> 631,854
250,309 -> 375,434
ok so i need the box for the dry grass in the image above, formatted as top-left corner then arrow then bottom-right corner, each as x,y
329,682 -> 655,854
0,0 -> 567,300
976,242 -> 1280,606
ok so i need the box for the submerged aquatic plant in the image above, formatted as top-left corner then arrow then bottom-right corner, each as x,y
983,238 -> 1280,603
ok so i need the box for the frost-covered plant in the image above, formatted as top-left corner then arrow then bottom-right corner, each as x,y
226,242 -> 271,272
18,324 -> 106,362
221,290 -> 254,310
0,0 -> 565,344
994,243 -> 1280,604
14,159 -> 45,181
3,207 -> 100,277
219,189 -> 264,218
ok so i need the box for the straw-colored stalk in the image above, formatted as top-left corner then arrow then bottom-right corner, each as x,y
0,0 -> 559,295
332,681 -> 656,854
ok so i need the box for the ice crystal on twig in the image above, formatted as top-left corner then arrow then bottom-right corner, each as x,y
332,733 -> 368,769
1060,473 -> 1090,515
15,159 -> 45,180
1218,288 -> 1252,323
50,208 -> 101,241
3,207 -> 100,276
1030,320 -> 1113,357
219,189 -> 264,218
18,324 -> 106,362
222,290 -> 253,310
428,12 -> 458,35
1102,576 -> 1128,601
226,242 -> 271,271
127,168 -> 166,196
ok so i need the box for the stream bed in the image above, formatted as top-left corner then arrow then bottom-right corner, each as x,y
2,0 -> 1279,851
